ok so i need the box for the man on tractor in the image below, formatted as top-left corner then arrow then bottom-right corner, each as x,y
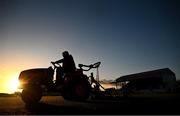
51,51 -> 76,85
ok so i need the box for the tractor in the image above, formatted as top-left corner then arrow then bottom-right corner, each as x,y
18,61 -> 101,104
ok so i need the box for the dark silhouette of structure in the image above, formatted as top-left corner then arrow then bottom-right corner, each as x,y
116,68 -> 177,95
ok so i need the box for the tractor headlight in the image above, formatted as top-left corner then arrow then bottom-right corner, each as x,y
18,80 -> 28,89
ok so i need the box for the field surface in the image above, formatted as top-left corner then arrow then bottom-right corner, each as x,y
0,93 -> 180,115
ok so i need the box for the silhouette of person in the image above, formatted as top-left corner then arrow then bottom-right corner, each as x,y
52,51 -> 76,84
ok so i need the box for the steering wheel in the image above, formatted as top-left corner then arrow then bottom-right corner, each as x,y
51,62 -> 61,68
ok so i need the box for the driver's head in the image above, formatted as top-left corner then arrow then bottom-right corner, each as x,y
62,51 -> 69,58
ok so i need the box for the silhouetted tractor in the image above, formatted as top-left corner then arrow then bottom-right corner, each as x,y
18,61 -> 101,104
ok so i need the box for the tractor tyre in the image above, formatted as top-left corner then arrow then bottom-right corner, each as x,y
62,81 -> 91,101
73,81 -> 91,101
61,84 -> 74,100
21,86 -> 42,104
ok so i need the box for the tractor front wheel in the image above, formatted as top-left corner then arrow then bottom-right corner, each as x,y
21,86 -> 42,104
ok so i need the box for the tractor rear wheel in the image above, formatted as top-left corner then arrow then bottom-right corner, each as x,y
62,80 -> 91,101
73,81 -> 91,100
21,86 -> 42,104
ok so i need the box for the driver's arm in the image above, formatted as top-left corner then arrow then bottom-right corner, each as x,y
54,59 -> 64,64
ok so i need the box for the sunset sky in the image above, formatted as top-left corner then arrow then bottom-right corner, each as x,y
0,0 -> 180,93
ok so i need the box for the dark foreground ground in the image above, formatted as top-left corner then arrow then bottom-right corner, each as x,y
0,93 -> 180,115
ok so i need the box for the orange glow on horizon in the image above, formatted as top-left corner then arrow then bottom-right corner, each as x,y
100,83 -> 116,90
0,68 -> 21,94
6,77 -> 20,94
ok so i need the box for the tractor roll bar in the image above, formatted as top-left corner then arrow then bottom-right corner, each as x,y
51,61 -> 101,71
78,62 -> 101,71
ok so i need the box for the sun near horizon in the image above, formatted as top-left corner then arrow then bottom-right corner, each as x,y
0,69 -> 21,94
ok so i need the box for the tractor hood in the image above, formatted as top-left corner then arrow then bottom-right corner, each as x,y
18,67 -> 54,87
